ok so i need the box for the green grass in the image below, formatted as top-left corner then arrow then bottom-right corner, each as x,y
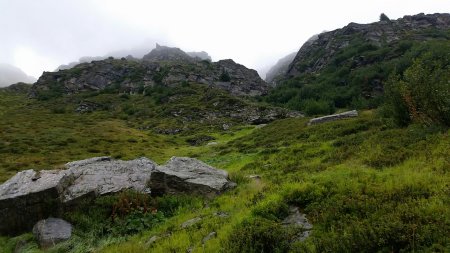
0,89 -> 449,252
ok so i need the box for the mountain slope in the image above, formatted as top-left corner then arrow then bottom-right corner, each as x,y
265,13 -> 450,115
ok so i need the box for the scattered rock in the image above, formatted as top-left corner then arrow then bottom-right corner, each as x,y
181,217 -> 202,229
308,110 -> 358,125
282,206 -> 313,242
222,123 -> 230,130
202,231 -> 217,244
32,218 -> 72,249
149,157 -> 236,197
206,142 -> 218,146
145,235 -> 160,246
75,101 -> 100,113
213,211 -> 230,218
248,175 -> 261,180
186,135 -> 215,146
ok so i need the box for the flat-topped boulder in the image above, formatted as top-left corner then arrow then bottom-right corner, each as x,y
149,157 -> 236,197
63,156 -> 156,203
308,110 -> 358,125
0,156 -> 235,235
0,169 -> 70,235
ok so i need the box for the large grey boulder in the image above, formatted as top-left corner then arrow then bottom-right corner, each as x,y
0,169 -> 70,235
308,110 -> 358,125
63,156 -> 156,203
0,156 -> 236,235
149,157 -> 236,197
0,157 -> 156,235
33,218 -> 72,248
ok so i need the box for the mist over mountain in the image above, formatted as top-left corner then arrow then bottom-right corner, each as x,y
265,52 -> 297,85
0,64 -> 37,87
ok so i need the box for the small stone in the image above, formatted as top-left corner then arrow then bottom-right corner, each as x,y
281,206 -> 313,242
213,211 -> 229,218
32,218 -> 72,249
202,232 -> 217,244
248,175 -> 261,180
145,235 -> 160,246
181,217 -> 202,229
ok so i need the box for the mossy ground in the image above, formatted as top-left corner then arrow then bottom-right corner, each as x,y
0,90 -> 449,252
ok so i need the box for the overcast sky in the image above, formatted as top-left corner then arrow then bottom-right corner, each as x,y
0,0 -> 448,79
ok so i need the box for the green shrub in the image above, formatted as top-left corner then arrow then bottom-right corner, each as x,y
220,70 -> 231,82
224,217 -> 299,253
384,43 -> 450,126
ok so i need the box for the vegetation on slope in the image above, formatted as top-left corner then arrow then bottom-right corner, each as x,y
264,37 -> 449,116
1,90 -> 449,252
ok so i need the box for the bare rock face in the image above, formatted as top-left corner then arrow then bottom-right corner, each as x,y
33,218 -> 72,249
0,156 -> 235,235
149,157 -> 236,197
308,110 -> 358,125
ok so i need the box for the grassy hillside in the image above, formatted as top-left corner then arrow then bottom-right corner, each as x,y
1,85 -> 449,252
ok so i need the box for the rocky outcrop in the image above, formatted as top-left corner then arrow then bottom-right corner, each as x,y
149,157 -> 236,197
286,13 -> 450,79
33,218 -> 72,248
31,45 -> 269,97
143,44 -> 194,62
0,156 -> 235,235
308,110 -> 358,125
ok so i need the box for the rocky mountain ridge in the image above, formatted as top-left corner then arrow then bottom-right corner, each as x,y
285,13 -> 450,79
31,45 -> 268,98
